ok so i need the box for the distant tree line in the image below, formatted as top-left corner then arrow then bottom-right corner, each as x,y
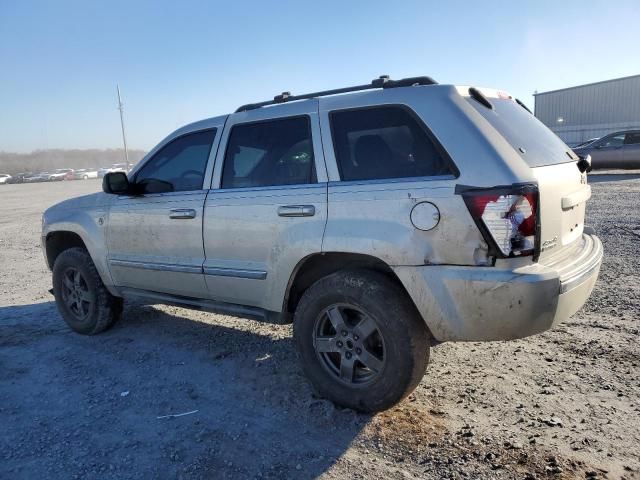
0,149 -> 148,175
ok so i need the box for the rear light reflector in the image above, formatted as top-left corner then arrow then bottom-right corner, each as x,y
458,184 -> 540,259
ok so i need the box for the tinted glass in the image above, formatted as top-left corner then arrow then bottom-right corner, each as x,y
597,134 -> 625,148
222,117 -> 315,189
468,98 -> 575,167
624,132 -> 640,145
330,106 -> 451,181
136,129 -> 216,193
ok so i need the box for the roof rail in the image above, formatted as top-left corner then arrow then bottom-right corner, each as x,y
235,75 -> 438,113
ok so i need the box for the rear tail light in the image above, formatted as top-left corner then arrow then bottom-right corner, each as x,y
458,184 -> 540,259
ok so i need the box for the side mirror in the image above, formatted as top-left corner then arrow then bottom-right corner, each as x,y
102,172 -> 130,194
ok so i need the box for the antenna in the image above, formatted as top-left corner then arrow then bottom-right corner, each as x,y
116,85 -> 130,170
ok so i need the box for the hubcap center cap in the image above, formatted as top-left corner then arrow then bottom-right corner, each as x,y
346,339 -> 354,350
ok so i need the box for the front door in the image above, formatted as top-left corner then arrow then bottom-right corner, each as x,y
202,101 -> 327,312
590,133 -> 626,168
107,127 -> 221,297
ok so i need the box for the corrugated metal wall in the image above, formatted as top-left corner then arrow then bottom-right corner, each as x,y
534,75 -> 640,144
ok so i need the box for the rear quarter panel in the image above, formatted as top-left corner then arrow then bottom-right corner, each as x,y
318,85 -> 534,266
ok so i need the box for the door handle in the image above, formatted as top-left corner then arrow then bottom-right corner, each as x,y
169,208 -> 197,219
277,205 -> 316,217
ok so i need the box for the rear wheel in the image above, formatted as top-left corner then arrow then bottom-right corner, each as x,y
293,270 -> 430,412
52,247 -> 123,334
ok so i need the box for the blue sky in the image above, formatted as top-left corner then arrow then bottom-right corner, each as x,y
1,0 -> 639,152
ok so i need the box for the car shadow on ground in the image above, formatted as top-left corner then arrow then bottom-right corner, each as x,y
0,301 -> 370,479
588,172 -> 640,183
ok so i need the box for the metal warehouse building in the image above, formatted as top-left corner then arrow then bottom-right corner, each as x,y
534,74 -> 640,145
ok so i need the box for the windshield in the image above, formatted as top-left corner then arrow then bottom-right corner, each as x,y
467,97 -> 576,167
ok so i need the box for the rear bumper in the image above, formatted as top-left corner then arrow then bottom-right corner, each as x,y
393,233 -> 603,342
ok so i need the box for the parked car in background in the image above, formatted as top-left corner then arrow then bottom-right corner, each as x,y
66,169 -> 99,180
48,169 -> 74,181
24,172 -> 51,183
42,76 -> 602,412
98,163 -> 130,178
6,173 -> 32,184
573,130 -> 640,169
0,174 -> 12,184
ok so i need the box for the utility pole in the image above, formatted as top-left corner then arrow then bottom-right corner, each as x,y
116,85 -> 130,170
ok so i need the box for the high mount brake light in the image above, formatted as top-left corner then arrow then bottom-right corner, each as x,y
460,185 -> 540,259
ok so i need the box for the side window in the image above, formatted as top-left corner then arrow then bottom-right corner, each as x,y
624,132 -> 640,145
597,134 -> 625,148
135,129 -> 216,193
330,106 -> 453,181
221,116 -> 316,189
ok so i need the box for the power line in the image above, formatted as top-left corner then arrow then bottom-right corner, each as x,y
116,84 -> 130,170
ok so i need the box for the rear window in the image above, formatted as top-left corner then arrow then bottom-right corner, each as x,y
330,106 -> 454,181
467,97 -> 576,167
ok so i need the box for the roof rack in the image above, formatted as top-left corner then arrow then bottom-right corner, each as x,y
235,75 -> 438,113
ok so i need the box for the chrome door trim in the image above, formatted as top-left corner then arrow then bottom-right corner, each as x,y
277,205 -> 316,217
109,259 -> 202,274
169,208 -> 197,219
203,266 -> 267,280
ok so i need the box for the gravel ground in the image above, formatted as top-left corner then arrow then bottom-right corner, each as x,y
0,174 -> 638,479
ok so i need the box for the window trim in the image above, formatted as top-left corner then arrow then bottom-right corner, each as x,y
328,104 -> 460,182
219,114 -> 317,190
132,127 -> 218,193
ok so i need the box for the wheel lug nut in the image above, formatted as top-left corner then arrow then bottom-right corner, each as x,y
341,330 -> 348,337
356,348 -> 362,355
353,335 -> 359,341
345,352 -> 352,359
336,341 -> 343,348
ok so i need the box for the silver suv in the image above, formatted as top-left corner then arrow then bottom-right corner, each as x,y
42,76 -> 602,412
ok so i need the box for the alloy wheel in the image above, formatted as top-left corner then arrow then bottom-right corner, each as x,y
60,267 -> 93,321
313,304 -> 385,385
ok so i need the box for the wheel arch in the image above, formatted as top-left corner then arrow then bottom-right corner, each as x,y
45,231 -> 87,269
283,252 -> 422,321
43,224 -> 119,296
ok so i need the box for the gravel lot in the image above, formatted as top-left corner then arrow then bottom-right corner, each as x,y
1,175 -> 639,479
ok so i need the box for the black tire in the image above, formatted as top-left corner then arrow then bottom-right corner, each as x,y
52,247 -> 123,335
293,269 -> 430,412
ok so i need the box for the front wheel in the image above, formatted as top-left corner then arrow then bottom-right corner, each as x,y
52,247 -> 123,335
293,270 -> 430,412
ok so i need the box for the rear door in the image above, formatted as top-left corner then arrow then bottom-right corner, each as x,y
107,127 -> 221,297
202,100 -> 327,311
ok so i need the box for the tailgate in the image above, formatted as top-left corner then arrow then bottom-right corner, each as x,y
462,90 -> 590,261
532,162 -> 590,260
